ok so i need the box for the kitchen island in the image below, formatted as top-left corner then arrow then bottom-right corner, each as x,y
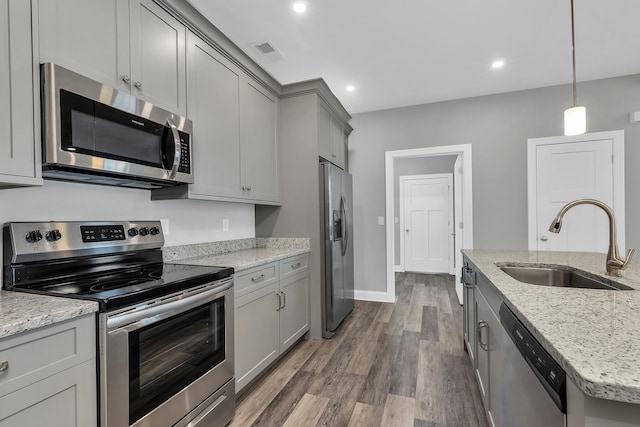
463,250 -> 640,427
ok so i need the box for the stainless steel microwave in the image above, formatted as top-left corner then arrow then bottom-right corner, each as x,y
41,63 -> 193,189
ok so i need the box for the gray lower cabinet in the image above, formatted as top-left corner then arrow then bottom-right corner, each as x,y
0,0 -> 42,187
36,0 -> 187,116
153,31 -> 279,205
0,315 -> 97,426
462,263 -> 476,367
234,254 -> 309,393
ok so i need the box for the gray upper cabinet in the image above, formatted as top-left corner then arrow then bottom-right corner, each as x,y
153,31 -> 279,205
317,99 -> 347,169
242,81 -> 279,203
37,0 -> 187,116
0,0 -> 42,187
184,32 -> 243,200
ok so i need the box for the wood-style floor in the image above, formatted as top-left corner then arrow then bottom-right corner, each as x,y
230,273 -> 489,427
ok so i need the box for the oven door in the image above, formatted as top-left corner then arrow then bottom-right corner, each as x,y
100,278 -> 234,427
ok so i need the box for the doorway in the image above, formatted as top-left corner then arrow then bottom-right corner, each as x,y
400,173 -> 454,274
385,144 -> 473,304
527,130 -> 625,253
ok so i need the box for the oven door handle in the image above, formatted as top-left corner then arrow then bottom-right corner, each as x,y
107,279 -> 233,331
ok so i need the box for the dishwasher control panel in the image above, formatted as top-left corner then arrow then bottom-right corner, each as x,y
500,303 -> 567,413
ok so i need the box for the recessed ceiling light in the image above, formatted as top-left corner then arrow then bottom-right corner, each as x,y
293,3 -> 307,13
346,85 -> 355,92
492,59 -> 505,69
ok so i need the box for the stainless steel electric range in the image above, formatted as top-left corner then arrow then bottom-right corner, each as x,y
2,221 -> 235,427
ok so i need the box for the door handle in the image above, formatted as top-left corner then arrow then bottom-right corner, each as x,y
477,320 -> 489,351
540,236 -> 549,242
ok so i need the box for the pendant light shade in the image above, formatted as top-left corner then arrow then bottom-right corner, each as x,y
564,0 -> 586,136
564,106 -> 586,136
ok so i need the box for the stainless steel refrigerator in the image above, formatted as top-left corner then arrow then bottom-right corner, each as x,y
320,162 -> 354,338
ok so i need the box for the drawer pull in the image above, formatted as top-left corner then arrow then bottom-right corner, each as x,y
251,274 -> 265,283
276,292 -> 282,311
0,361 -> 8,374
291,262 -> 302,269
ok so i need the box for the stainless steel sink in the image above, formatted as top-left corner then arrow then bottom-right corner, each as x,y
499,266 -> 632,290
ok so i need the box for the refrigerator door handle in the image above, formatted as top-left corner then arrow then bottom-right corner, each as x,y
340,196 -> 349,256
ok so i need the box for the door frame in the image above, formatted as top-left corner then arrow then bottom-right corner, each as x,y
399,173 -> 454,274
385,144 -> 473,304
527,130 -> 625,251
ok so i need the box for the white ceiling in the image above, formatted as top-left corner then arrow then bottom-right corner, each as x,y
187,0 -> 640,114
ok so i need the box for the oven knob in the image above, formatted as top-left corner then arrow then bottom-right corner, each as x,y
128,227 -> 139,237
45,229 -> 62,242
139,227 -> 149,236
149,226 -> 160,235
25,230 -> 42,243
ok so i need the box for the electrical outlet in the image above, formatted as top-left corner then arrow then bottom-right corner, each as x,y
222,219 -> 229,232
160,219 -> 169,235
378,216 -> 385,226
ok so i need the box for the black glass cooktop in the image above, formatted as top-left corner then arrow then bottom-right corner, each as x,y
10,262 -> 233,311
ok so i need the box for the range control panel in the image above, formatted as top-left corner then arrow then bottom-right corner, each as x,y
5,221 -> 164,263
80,225 -> 126,242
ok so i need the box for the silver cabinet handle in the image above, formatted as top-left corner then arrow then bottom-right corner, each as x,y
0,361 -> 8,374
291,262 -> 301,269
405,229 -> 410,232
241,186 -> 246,190
477,320 -> 489,351
276,292 -> 282,311
122,75 -> 130,84
251,274 -> 265,283
540,236 -> 549,242
134,81 -> 142,89
281,291 -> 286,308
247,186 -> 252,191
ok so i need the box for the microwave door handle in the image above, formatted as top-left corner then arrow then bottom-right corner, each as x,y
166,118 -> 181,179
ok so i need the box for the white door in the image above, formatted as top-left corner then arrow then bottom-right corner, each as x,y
401,174 -> 453,273
454,155 -> 463,275
528,131 -> 625,253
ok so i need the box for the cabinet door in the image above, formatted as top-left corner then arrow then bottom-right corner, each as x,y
36,0 -> 130,91
330,116 -> 345,168
317,101 -> 332,162
0,359 -> 97,427
463,281 -> 476,366
186,32 -> 243,200
475,290 -> 491,418
234,283 -> 279,392
0,0 -> 40,185
130,0 -> 186,115
279,272 -> 310,352
242,80 -> 279,203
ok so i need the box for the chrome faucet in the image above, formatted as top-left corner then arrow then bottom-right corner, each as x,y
548,199 -> 634,276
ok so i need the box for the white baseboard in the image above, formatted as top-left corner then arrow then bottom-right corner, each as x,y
354,289 -> 395,303
394,265 -> 404,272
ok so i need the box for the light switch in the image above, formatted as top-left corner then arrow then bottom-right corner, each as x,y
222,219 -> 229,232
394,217 -> 399,224
377,216 -> 385,226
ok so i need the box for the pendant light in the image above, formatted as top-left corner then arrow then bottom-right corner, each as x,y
564,0 -> 586,136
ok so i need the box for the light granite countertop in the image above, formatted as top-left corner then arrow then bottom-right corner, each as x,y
165,237 -> 310,271
0,291 -> 98,339
463,250 -> 640,404
172,247 -> 310,271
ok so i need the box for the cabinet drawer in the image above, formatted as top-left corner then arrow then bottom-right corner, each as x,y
279,254 -> 309,280
0,315 -> 95,398
234,263 -> 278,297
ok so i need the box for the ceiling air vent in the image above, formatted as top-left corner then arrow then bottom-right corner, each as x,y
250,40 -> 285,63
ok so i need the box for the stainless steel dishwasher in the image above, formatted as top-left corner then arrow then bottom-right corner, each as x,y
498,303 -> 566,427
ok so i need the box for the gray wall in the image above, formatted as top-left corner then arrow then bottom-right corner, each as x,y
394,156 -> 457,265
349,74 -> 640,294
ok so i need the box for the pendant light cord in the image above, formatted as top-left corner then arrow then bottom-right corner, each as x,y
571,0 -> 577,107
